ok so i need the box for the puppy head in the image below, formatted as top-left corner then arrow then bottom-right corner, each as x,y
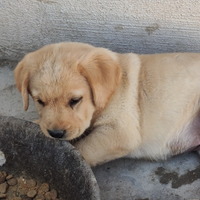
14,43 -> 121,140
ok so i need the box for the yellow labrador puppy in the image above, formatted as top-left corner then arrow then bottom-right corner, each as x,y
14,42 -> 200,166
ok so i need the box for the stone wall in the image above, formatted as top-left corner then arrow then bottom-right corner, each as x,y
1,0 -> 200,61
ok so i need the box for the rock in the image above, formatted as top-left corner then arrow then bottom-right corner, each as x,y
34,194 -> 45,200
44,192 -> 51,200
26,179 -> 37,188
27,189 -> 37,198
6,174 -> 13,180
37,189 -> 45,195
0,193 -> 6,198
22,196 -> 32,200
1,172 -> 7,178
0,182 -> 8,193
45,189 -> 57,200
50,189 -> 57,200
38,183 -> 49,192
0,172 -> 6,184
13,197 -> 22,200
7,177 -> 17,186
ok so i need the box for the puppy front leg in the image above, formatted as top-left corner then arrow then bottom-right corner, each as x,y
75,126 -> 141,167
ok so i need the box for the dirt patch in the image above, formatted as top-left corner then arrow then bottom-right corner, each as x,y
145,23 -> 160,35
0,60 -> 18,69
155,166 -> 200,188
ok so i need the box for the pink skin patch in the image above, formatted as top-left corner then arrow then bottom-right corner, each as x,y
187,111 -> 200,151
172,110 -> 200,154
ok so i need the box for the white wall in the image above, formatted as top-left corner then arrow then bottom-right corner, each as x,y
1,0 -> 200,61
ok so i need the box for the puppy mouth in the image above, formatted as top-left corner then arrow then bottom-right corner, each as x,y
69,127 -> 91,145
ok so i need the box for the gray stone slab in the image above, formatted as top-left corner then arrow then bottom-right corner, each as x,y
93,153 -> 200,200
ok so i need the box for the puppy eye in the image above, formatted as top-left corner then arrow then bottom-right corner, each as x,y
37,99 -> 45,106
69,97 -> 82,108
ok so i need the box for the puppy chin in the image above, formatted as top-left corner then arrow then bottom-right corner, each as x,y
66,132 -> 83,141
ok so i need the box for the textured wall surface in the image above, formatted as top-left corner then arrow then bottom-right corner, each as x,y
1,0 -> 200,61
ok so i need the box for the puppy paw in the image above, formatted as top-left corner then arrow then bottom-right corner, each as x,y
33,119 -> 40,124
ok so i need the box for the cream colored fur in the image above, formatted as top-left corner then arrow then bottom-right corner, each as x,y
15,42 -> 200,166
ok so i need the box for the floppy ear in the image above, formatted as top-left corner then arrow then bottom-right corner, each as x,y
14,60 -> 29,111
78,48 -> 121,110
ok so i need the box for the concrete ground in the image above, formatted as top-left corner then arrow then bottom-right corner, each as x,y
1,60 -> 200,200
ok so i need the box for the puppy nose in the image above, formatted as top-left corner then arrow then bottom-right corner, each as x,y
47,129 -> 66,138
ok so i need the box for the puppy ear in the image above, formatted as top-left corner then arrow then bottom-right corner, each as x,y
79,48 -> 121,110
14,60 -> 29,111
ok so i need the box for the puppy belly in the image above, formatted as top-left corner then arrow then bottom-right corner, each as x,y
170,111 -> 200,155
129,111 -> 200,160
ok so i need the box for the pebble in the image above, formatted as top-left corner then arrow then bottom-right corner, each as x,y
26,179 -> 36,188
49,189 -> 57,200
35,194 -> 45,200
0,172 -> 6,184
0,193 -> 6,198
23,197 -> 32,200
39,183 -> 49,192
44,189 -> 58,200
13,197 -> 21,200
37,189 -> 45,195
7,177 -> 17,186
0,182 -> 8,193
6,174 -> 13,180
1,172 -> 7,178
27,189 -> 37,198
44,192 -> 52,200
